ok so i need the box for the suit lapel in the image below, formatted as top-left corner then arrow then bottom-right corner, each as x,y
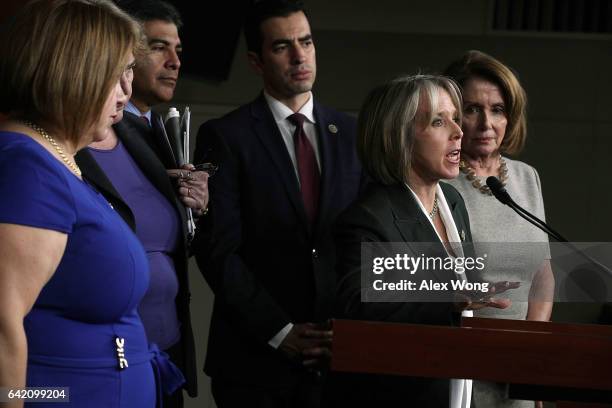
250,95 -> 310,231
75,143 -> 136,229
440,183 -> 474,258
389,184 -> 461,285
115,119 -> 188,231
386,183 -> 452,272
123,111 -> 177,169
76,149 -> 123,203
387,184 -> 438,243
312,102 -> 337,236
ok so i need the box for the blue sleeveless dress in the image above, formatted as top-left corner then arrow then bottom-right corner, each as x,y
0,131 -> 184,407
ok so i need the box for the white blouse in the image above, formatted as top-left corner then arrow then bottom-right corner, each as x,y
406,183 -> 473,408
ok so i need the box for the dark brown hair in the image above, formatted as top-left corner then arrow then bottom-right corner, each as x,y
444,50 -> 527,155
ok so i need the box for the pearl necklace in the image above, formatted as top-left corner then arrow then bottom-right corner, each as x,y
22,120 -> 82,177
429,196 -> 439,220
459,155 -> 507,196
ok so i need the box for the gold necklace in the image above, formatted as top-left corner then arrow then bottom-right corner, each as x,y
459,155 -> 507,196
22,120 -> 82,177
429,196 -> 439,220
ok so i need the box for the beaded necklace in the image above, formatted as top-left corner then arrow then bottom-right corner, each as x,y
459,155 -> 507,196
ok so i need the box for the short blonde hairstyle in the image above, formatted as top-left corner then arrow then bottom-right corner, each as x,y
0,0 -> 141,145
357,74 -> 462,185
444,50 -> 527,155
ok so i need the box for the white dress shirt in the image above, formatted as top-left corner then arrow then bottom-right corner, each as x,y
263,91 -> 321,183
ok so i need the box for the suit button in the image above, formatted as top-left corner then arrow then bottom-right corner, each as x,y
312,248 -> 318,258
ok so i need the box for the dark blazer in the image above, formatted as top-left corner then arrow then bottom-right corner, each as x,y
193,94 -> 365,387
328,181 -> 474,408
74,112 -> 198,397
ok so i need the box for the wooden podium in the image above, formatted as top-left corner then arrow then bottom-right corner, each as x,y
331,317 -> 612,407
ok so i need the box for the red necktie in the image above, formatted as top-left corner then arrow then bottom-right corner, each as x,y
288,113 -> 320,224
140,115 -> 150,127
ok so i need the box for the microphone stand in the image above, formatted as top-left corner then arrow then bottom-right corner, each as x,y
486,176 -> 565,241
486,176 -> 612,281
511,201 -> 565,242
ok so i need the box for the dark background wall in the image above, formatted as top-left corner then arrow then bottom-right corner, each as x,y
3,1 -> 610,406
171,2 -> 612,405
172,0 -> 612,241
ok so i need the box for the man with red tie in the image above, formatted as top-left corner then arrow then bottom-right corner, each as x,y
193,1 -> 365,407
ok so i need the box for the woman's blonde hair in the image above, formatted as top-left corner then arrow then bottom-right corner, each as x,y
357,74 -> 462,185
0,0 -> 141,144
444,50 -> 527,155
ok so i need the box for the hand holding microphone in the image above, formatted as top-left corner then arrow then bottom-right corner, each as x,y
167,165 -> 209,215
164,107 -> 204,236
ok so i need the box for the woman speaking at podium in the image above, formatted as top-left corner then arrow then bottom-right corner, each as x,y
331,74 -> 515,408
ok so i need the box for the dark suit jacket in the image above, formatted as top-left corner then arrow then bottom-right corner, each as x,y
193,94 -> 365,387
74,112 -> 198,397
328,181 -> 474,408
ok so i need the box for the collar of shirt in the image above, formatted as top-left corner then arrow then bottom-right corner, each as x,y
263,91 -> 321,177
263,91 -> 316,125
125,101 -> 152,124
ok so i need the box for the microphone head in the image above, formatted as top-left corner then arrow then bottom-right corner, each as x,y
163,107 -> 184,166
165,106 -> 180,123
486,176 -> 512,205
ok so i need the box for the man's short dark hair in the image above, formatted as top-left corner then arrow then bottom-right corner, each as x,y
115,0 -> 183,29
244,0 -> 308,56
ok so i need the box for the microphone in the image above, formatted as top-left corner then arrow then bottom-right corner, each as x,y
164,107 -> 195,239
485,176 -> 513,205
165,107 -> 184,166
180,106 -> 191,166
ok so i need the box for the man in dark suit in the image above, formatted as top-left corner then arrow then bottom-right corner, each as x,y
75,1 -> 207,406
193,1 -> 365,407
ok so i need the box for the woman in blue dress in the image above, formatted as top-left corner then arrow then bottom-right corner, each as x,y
0,0 -> 183,406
